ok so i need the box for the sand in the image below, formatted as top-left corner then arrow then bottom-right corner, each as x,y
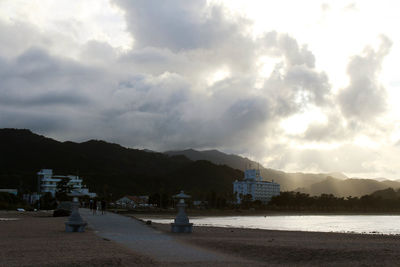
0,211 -> 155,266
151,222 -> 400,266
2,210 -> 400,266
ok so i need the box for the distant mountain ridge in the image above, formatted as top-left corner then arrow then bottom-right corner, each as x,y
2,128 -> 399,199
165,149 -> 260,171
165,149 -> 400,196
295,177 -> 400,197
0,129 -> 241,198
165,149 -> 345,190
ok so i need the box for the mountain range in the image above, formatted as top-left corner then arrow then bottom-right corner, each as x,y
1,128 -> 399,198
165,149 -> 400,197
0,129 -> 241,198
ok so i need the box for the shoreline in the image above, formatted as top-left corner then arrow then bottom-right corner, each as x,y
129,212 -> 400,236
119,209 -> 400,217
133,216 -> 400,236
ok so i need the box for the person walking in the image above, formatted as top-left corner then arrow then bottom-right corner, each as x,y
92,200 -> 97,215
101,200 -> 106,215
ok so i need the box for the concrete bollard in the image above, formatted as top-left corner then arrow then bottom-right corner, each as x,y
65,196 -> 87,232
171,190 -> 193,233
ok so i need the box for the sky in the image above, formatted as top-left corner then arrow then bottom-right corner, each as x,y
1,0 -> 400,179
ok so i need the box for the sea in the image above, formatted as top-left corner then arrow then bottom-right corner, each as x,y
140,215 -> 400,235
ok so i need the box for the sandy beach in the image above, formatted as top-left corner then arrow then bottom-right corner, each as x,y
150,221 -> 400,266
0,211 -> 155,266
2,210 -> 400,266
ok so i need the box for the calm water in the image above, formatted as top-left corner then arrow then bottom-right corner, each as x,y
0,218 -> 19,221
141,215 -> 400,235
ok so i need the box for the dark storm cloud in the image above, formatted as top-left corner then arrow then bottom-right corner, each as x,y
0,92 -> 87,106
0,48 -> 93,107
0,0 -> 333,152
338,35 -> 392,121
113,0 -> 250,51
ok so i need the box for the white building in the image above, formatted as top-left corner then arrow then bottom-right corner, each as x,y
233,168 -> 280,204
0,189 -> 18,195
115,195 -> 149,208
37,169 -> 96,198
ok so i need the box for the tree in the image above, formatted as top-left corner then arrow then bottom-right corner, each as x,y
56,178 -> 73,201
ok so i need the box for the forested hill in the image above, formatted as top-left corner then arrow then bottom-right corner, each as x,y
165,149 -> 400,196
165,149 -> 345,191
2,129 -> 399,199
0,129 -> 242,198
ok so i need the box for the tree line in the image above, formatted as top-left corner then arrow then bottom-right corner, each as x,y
267,191 -> 400,212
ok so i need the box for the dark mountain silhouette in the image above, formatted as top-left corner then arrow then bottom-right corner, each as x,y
2,129 -> 399,199
165,149 -> 259,170
0,129 -> 242,198
165,149 -> 348,191
370,187 -> 400,199
165,149 -> 400,196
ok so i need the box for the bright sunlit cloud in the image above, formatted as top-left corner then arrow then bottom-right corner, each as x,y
280,108 -> 328,135
0,0 -> 133,53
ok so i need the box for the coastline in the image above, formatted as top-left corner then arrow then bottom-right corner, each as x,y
2,210 -> 400,266
120,208 -> 400,217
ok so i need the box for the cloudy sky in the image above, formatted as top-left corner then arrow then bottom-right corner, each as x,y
1,0 -> 400,179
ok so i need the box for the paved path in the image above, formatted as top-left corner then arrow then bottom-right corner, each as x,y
80,209 -> 241,264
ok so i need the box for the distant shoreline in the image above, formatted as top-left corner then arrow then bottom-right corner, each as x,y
118,208 -> 400,217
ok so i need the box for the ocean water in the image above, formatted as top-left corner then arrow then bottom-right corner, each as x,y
140,215 -> 400,235
0,218 -> 19,221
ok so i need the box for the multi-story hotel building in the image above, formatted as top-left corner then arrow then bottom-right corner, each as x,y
37,169 -> 96,198
233,168 -> 280,204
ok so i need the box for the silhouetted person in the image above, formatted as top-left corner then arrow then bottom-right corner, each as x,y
89,199 -> 93,211
92,200 -> 97,215
101,200 -> 106,215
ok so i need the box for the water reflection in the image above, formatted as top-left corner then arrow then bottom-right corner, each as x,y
0,218 -> 19,221
140,215 -> 400,235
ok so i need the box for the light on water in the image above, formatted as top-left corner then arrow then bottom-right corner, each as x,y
142,215 -> 400,235
0,218 -> 19,221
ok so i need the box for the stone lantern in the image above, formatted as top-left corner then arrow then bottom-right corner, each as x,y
171,190 -> 193,233
65,191 -> 87,232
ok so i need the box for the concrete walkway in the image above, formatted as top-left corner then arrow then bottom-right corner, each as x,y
80,209 -> 242,264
